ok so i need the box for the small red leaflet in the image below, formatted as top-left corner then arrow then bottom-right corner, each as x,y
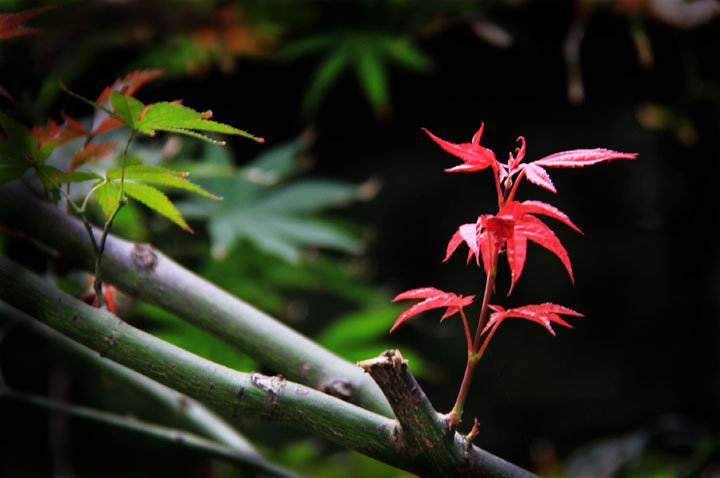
484,303 -> 583,336
391,287 -> 474,332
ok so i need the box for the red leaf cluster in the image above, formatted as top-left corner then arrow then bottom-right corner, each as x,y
425,125 -> 636,194
391,124 -> 634,354
445,200 -> 582,293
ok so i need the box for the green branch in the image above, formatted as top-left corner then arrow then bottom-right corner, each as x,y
0,182 -> 392,416
0,300 -> 256,452
1,388 -> 299,478
0,255 -> 535,477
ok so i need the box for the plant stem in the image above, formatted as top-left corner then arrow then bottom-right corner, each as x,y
459,309 -> 472,351
449,246 -> 499,425
475,320 -> 502,361
492,164 -> 504,206
506,168 -> 526,203
93,130 -> 135,308
33,165 -> 100,254
2,388 -> 299,478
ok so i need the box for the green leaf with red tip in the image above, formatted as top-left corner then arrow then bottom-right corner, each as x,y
137,102 -> 263,144
107,165 -> 220,200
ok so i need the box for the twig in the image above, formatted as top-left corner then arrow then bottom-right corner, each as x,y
360,350 -> 538,477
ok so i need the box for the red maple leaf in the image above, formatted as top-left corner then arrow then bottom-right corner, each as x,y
56,112 -> 91,145
0,5 -> 58,40
391,287 -> 474,332
445,200 -> 582,293
29,118 -> 60,148
70,142 -> 118,171
504,136 -> 637,194
483,303 -> 582,336
423,124 -> 499,173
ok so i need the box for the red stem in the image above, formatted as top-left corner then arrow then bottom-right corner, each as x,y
459,309 -> 473,352
448,247 -> 499,425
492,164 -> 504,206
506,168 -> 526,203
476,319 -> 502,360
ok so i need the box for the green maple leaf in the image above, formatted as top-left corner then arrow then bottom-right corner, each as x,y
92,165 -> 218,231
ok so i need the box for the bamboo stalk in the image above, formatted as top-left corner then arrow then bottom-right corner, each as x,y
2,388 -> 300,478
0,182 -> 392,417
0,255 -> 536,477
0,300 -> 257,452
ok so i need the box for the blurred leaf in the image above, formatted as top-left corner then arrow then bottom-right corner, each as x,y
0,139 -> 30,184
285,30 -> 429,115
267,440 -> 408,478
202,243 -> 383,315
316,306 -> 400,349
0,110 -> 37,156
281,33 -> 335,59
134,37 -> 212,78
315,306 -> 427,377
254,180 -> 360,213
70,142 -> 117,170
177,139 -> 364,261
240,140 -> 300,184
0,5 -> 59,41
303,49 -> 349,113
355,49 -> 389,112
136,302 -> 257,372
0,110 -> 54,182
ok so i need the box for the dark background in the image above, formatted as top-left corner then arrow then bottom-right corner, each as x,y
1,1 -> 719,476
